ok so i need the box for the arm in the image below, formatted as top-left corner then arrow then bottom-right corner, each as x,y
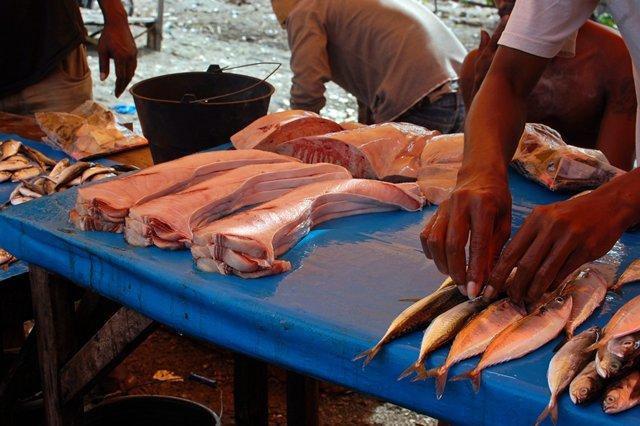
97,0 -> 137,97
422,46 -> 549,297
459,49 -> 478,111
286,10 -> 331,113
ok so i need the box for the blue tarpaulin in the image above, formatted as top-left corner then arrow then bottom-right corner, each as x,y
0,160 -> 638,424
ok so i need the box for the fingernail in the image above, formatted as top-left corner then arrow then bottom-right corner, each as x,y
483,285 -> 495,300
100,72 -> 106,81
457,285 -> 468,296
467,281 -> 478,299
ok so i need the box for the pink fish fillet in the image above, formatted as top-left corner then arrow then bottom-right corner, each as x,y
416,133 -> 463,205
70,150 -> 295,232
588,294 -> 640,352
230,110 -> 343,151
275,122 -> 440,181
125,162 -> 351,249
191,179 -> 425,278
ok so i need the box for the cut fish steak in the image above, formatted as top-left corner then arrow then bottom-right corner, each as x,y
125,162 -> 351,249
416,133 -> 463,204
191,179 -> 425,278
231,110 -> 343,151
70,150 -> 297,232
275,122 -> 440,181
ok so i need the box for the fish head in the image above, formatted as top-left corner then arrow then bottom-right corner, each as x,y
603,387 -> 624,414
583,325 -> 601,340
595,347 -> 623,379
607,333 -> 640,359
543,295 -> 572,316
570,377 -> 598,404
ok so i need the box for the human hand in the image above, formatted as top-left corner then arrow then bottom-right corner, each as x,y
420,167 -> 512,298
98,21 -> 137,97
485,189 -> 632,304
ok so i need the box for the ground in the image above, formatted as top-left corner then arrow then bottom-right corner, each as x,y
82,1 -> 498,424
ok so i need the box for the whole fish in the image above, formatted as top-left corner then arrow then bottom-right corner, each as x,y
12,167 -> 42,182
0,157 -> 31,172
1,139 -> 21,160
588,294 -> 640,352
603,370 -> 640,414
53,161 -> 91,189
417,298 -> 525,399
535,326 -> 599,426
453,296 -> 573,392
354,285 -> 466,366
570,361 -> 605,405
595,333 -> 640,379
398,298 -> 488,380
19,144 -> 56,168
611,259 -> 640,292
562,266 -> 609,338
81,165 -> 116,183
0,171 -> 10,183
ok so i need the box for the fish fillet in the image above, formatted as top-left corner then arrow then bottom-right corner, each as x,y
230,110 -> 343,151
191,179 -> 425,277
125,162 -> 351,249
274,123 -> 440,181
416,133 -> 463,204
71,150 -> 296,232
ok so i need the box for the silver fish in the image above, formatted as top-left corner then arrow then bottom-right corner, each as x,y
0,171 -> 10,183
570,361 -> 604,405
81,165 -> 116,183
398,298 -> 488,380
535,326 -> 599,426
0,157 -> 31,172
11,167 -> 42,182
603,370 -> 640,414
354,285 -> 466,366
53,161 -> 91,190
1,139 -> 21,160
18,185 -> 42,199
19,144 -> 56,168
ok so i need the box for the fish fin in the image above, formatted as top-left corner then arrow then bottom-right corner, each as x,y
451,369 -> 481,393
353,344 -> 381,367
534,396 -> 558,426
553,335 -> 569,352
585,339 -> 607,353
414,365 -> 442,381
435,367 -> 450,400
398,363 -> 423,381
398,297 -> 421,303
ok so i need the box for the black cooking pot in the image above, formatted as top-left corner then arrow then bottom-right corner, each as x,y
130,64 -> 276,163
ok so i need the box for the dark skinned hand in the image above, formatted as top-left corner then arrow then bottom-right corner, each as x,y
420,167 -> 512,298
484,188 -> 632,304
98,21 -> 137,97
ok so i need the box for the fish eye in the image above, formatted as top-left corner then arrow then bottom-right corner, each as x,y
623,340 -> 633,348
579,388 -> 588,396
605,395 -> 617,404
555,296 -> 564,303
611,362 -> 620,371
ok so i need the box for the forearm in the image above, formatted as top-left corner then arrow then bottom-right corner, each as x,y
98,0 -> 129,26
597,168 -> 640,228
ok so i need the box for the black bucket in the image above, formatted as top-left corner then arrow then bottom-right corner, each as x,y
130,64 -> 276,164
83,395 -> 220,426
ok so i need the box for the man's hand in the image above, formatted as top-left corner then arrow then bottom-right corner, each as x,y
97,1 -> 137,97
485,176 -> 639,304
421,167 -> 512,298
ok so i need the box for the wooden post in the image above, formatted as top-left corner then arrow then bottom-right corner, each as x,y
147,0 -> 164,51
286,371 -> 319,426
29,266 -> 82,426
233,353 -> 268,426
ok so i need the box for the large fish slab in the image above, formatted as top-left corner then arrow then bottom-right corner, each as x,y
191,179 -> 425,278
230,110 -> 343,151
535,326 -> 599,426
603,370 -> 640,414
71,150 -> 296,232
274,123 -> 440,181
511,123 -> 624,192
419,298 -> 525,399
453,295 -> 573,392
125,162 -> 350,249
398,298 -> 488,381
416,133 -> 463,205
355,283 -> 466,366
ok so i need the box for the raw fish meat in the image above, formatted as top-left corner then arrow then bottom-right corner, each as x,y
231,110 -> 343,151
512,123 -> 624,191
125,162 -> 351,249
191,179 -> 425,277
416,133 -> 463,204
71,150 -> 296,232
274,122 -> 440,181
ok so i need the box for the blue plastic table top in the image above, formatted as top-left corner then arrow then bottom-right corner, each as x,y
0,161 -> 638,425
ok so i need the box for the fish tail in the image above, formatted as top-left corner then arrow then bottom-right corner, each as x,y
534,396 -> 558,426
353,344 -> 381,367
413,365 -> 442,381
398,363 -> 421,381
451,369 -> 482,393
434,367 -> 449,400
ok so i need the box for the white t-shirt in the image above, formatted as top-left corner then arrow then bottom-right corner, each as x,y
499,0 -> 640,165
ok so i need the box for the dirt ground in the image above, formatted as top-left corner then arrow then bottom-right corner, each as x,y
81,1 -> 498,424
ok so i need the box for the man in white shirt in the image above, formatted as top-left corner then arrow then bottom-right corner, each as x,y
421,1 -> 640,304
271,0 -> 467,133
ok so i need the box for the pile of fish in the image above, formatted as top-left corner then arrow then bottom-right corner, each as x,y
0,248 -> 17,270
72,149 -> 426,277
231,112 -> 624,205
355,260 -> 640,421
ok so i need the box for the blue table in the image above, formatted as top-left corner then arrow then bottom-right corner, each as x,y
0,165 -> 638,425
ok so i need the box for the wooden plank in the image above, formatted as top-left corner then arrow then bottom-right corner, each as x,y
234,353 -> 268,426
286,371 -> 319,426
59,307 -> 155,404
29,266 -> 82,426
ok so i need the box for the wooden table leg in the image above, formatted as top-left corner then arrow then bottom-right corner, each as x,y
30,266 -> 83,426
233,353 -> 268,426
286,371 -> 319,426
